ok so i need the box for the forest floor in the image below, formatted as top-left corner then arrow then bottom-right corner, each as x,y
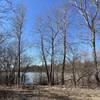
0,85 -> 100,100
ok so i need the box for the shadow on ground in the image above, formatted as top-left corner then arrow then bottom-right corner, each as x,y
0,89 -> 71,100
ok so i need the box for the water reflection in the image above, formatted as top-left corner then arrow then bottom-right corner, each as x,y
22,72 -> 46,84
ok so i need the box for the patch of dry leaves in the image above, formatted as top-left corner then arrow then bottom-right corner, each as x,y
41,86 -> 100,100
1,85 -> 100,100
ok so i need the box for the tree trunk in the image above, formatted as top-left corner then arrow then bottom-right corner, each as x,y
50,37 -> 54,85
41,35 -> 50,84
62,31 -> 66,85
92,32 -> 98,72
92,31 -> 99,83
18,37 -> 21,85
72,60 -> 76,87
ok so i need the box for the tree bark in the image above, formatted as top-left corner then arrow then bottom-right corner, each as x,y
62,32 -> 66,85
18,37 -> 21,85
41,35 -> 50,84
50,37 -> 54,85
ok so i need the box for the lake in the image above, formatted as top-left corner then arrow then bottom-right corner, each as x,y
21,72 -> 46,84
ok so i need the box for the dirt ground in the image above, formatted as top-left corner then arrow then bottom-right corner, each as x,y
0,85 -> 100,100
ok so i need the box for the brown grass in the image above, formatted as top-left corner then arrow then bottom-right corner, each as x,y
0,85 -> 100,100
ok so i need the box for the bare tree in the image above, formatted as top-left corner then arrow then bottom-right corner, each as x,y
72,0 -> 100,83
67,46 -> 80,87
0,41 -> 18,85
0,0 -> 14,85
0,0 -> 13,45
46,15 -> 60,85
13,3 -> 25,84
36,12 -> 60,85
40,33 -> 50,84
59,7 -> 68,85
35,17 -> 50,84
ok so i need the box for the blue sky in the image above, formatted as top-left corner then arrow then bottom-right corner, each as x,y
13,0 -> 100,64
15,0 -> 63,64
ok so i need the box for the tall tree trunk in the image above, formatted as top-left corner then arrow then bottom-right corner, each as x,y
72,59 -> 76,87
92,31 -> 99,83
18,37 -> 21,85
92,31 -> 98,72
91,19 -> 99,83
62,52 -> 66,85
50,37 -> 54,85
41,35 -> 50,84
62,31 -> 67,85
